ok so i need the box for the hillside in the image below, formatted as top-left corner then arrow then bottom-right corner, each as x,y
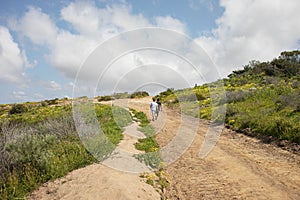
0,101 -> 133,199
156,50 -> 300,147
1,51 -> 299,199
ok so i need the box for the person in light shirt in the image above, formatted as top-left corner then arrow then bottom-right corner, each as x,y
150,98 -> 158,121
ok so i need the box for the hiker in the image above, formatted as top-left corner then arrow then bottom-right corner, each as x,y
156,98 -> 162,116
150,98 -> 158,121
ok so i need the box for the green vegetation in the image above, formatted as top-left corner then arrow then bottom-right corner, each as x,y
130,91 -> 149,99
96,105 -> 132,145
42,98 -> 59,105
3,104 -> 71,124
130,108 -> 162,168
130,109 -> 155,137
156,50 -> 300,145
135,137 -> 159,152
97,95 -> 113,101
9,104 -> 28,114
0,101 -> 131,199
97,91 -> 149,102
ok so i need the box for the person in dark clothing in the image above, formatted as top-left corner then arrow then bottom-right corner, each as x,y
156,98 -> 162,117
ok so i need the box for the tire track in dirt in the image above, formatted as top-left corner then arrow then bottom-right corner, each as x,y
129,97 -> 300,200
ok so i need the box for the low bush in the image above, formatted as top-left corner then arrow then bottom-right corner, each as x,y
135,137 -> 159,152
130,91 -> 149,98
98,95 -> 113,101
134,152 -> 162,168
9,104 -> 28,115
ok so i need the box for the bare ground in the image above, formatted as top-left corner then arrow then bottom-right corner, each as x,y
29,97 -> 300,199
129,97 -> 300,200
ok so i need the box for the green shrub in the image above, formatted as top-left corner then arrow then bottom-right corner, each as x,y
130,109 -> 149,125
98,95 -> 113,101
112,106 -> 133,127
112,92 -> 130,99
130,108 -> 155,137
135,137 -> 159,152
100,121 -> 123,145
9,104 -> 28,114
44,98 -> 59,105
130,91 -> 149,98
138,125 -> 156,137
134,152 -> 162,168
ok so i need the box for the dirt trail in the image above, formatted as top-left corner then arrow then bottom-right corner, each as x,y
128,97 -> 300,200
29,102 -> 160,200
30,97 -> 300,199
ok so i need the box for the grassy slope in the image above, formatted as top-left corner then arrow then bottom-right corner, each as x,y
0,102 -> 132,199
156,50 -> 300,145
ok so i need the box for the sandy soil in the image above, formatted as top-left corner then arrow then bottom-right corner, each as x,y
128,97 -> 300,200
29,97 -> 300,199
28,163 -> 160,200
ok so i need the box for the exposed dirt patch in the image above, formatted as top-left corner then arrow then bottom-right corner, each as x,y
29,163 -> 160,200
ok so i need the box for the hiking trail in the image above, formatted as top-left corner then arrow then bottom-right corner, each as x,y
29,97 -> 300,200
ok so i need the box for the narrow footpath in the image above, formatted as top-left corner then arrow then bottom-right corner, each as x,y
28,105 -> 160,200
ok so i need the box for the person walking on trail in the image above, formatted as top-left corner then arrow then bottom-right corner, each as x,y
156,98 -> 162,116
150,98 -> 158,121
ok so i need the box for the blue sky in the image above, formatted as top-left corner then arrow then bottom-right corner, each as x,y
0,0 -> 299,104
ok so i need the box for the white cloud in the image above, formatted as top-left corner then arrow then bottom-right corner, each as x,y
60,1 -> 102,37
47,31 -> 97,78
60,2 -> 151,38
9,6 -> 57,45
11,0 -> 292,99
43,80 -> 62,91
188,0 -> 215,11
195,0 -> 300,77
108,4 -> 150,30
2,0 -> 300,103
49,3 -> 153,79
49,80 -> 62,90
12,91 -> 27,100
0,26 -> 26,83
50,2 -> 189,83
154,16 -> 187,34
12,2 -> 189,80
75,28 -> 216,98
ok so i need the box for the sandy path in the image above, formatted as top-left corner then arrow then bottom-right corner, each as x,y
30,97 -> 300,199
128,97 -> 300,200
28,163 -> 159,200
28,103 -> 160,200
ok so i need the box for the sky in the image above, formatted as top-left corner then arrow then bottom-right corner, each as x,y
0,0 -> 300,104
